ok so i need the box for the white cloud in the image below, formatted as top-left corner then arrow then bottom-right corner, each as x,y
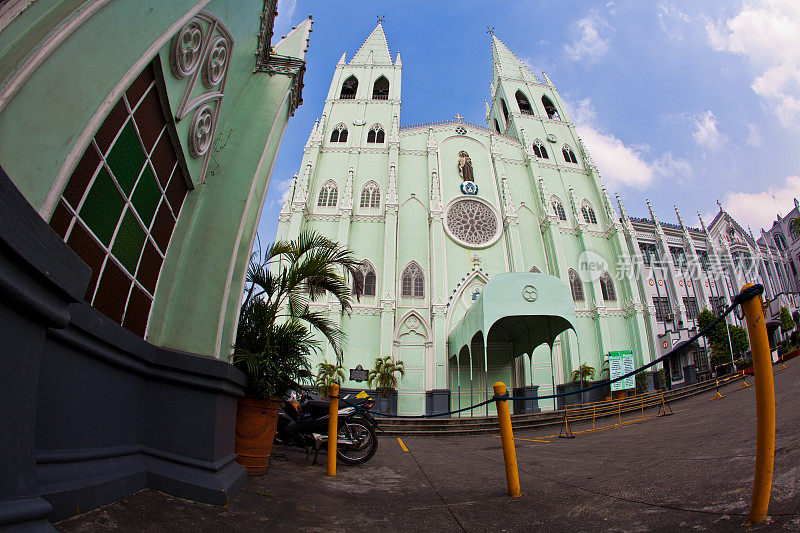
706,0 -> 800,129
721,175 -> 800,231
692,110 -> 727,150
746,123 -> 762,147
657,1 -> 691,41
564,11 -> 610,64
571,98 -> 691,190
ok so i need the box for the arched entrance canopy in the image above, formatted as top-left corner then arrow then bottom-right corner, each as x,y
448,273 -> 577,362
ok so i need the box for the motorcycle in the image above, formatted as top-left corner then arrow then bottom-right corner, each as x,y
275,390 -> 379,465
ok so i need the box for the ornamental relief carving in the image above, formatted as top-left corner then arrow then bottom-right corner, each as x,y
169,11 -> 233,183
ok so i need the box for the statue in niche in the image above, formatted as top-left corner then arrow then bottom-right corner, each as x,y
458,150 -> 474,182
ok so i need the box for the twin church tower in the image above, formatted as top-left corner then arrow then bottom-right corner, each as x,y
276,24 -> 654,415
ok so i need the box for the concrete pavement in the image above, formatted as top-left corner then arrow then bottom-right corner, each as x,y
57,362 -> 800,532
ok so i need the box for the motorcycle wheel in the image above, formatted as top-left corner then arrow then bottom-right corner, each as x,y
336,417 -> 378,465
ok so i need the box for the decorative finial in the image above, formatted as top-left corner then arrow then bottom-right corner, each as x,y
377,15 -> 385,24
716,199 -> 723,211
454,113 -> 463,122
486,26 -> 495,35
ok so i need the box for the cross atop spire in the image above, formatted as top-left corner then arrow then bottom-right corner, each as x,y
454,113 -> 463,122
377,15 -> 385,24
486,26 -> 495,35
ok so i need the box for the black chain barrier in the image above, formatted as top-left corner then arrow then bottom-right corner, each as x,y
333,284 -> 764,419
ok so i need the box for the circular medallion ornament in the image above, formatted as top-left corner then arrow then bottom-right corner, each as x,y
522,285 -> 538,302
662,340 -> 668,349
171,20 -> 204,79
444,198 -> 500,248
649,279 -> 655,286
353,117 -> 366,126
460,181 -> 478,195
189,104 -> 214,157
202,35 -> 230,88
546,133 -> 557,143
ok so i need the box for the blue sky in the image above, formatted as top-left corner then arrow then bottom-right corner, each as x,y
257,0 -> 800,246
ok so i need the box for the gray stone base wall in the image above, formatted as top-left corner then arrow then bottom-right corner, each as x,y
0,166 -> 247,529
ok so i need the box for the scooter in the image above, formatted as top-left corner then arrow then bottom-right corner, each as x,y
275,390 -> 379,465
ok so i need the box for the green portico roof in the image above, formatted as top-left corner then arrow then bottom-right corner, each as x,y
448,273 -> 577,359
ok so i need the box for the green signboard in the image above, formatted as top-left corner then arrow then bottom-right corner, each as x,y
608,350 -> 635,391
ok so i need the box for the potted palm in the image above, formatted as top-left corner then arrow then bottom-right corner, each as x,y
233,231 -> 362,474
367,355 -> 405,415
314,361 -> 345,398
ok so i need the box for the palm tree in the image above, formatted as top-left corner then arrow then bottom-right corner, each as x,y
233,231 -> 362,398
314,361 -> 345,397
367,355 -> 405,398
239,230 -> 363,362
571,363 -> 596,386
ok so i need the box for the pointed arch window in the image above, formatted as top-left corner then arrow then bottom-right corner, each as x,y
317,180 -> 338,208
775,233 -> 787,251
542,95 -> 560,120
569,269 -> 584,302
372,76 -> 389,99
353,261 -> 377,296
494,119 -> 501,133
516,91 -> 534,115
529,266 -> 541,273
581,202 -> 598,225
532,139 -> 548,159
401,262 -> 425,298
359,181 -> 381,209
330,123 -> 348,143
551,197 -> 566,221
562,144 -> 578,164
600,271 -> 616,301
340,75 -> 358,99
500,98 -> 509,122
366,124 -> 385,144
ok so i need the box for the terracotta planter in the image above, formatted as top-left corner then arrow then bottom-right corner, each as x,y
235,397 -> 281,475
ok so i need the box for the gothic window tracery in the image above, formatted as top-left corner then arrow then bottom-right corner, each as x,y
340,75 -> 358,99
359,181 -> 381,209
516,91 -> 533,114
372,76 -> 389,99
600,271 -> 616,301
366,124 -> 385,143
542,95 -> 560,120
551,196 -> 567,221
529,266 -> 541,273
401,262 -> 425,298
353,261 -> 377,296
317,180 -> 338,208
445,199 -> 499,247
532,139 -> 548,159
569,269 -> 584,301
330,123 -> 348,143
581,202 -> 598,224
562,144 -> 578,164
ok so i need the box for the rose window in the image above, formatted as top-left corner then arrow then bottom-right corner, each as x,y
446,199 -> 499,246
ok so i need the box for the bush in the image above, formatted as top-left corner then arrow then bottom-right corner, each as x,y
711,353 -> 732,375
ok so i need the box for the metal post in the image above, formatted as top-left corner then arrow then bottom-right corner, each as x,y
740,284 -> 775,525
493,382 -> 521,497
327,383 -> 339,476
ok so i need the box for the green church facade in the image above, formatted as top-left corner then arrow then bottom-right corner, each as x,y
277,25 -> 656,415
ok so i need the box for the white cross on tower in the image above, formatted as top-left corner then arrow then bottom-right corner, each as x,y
454,114 -> 463,122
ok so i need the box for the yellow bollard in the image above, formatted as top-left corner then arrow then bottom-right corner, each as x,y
327,383 -> 339,477
740,284 -> 775,525
493,382 -> 521,497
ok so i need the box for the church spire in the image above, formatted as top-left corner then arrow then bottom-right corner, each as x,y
350,23 -> 392,65
491,33 -> 536,83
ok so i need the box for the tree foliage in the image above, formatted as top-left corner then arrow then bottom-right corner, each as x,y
780,306 -> 796,333
367,355 -> 405,398
571,363 -> 595,385
233,231 -> 362,399
314,361 -> 345,397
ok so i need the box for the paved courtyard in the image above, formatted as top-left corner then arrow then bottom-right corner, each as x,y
58,362 -> 800,532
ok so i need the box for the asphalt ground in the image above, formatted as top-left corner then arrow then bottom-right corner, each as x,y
58,361 -> 800,532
